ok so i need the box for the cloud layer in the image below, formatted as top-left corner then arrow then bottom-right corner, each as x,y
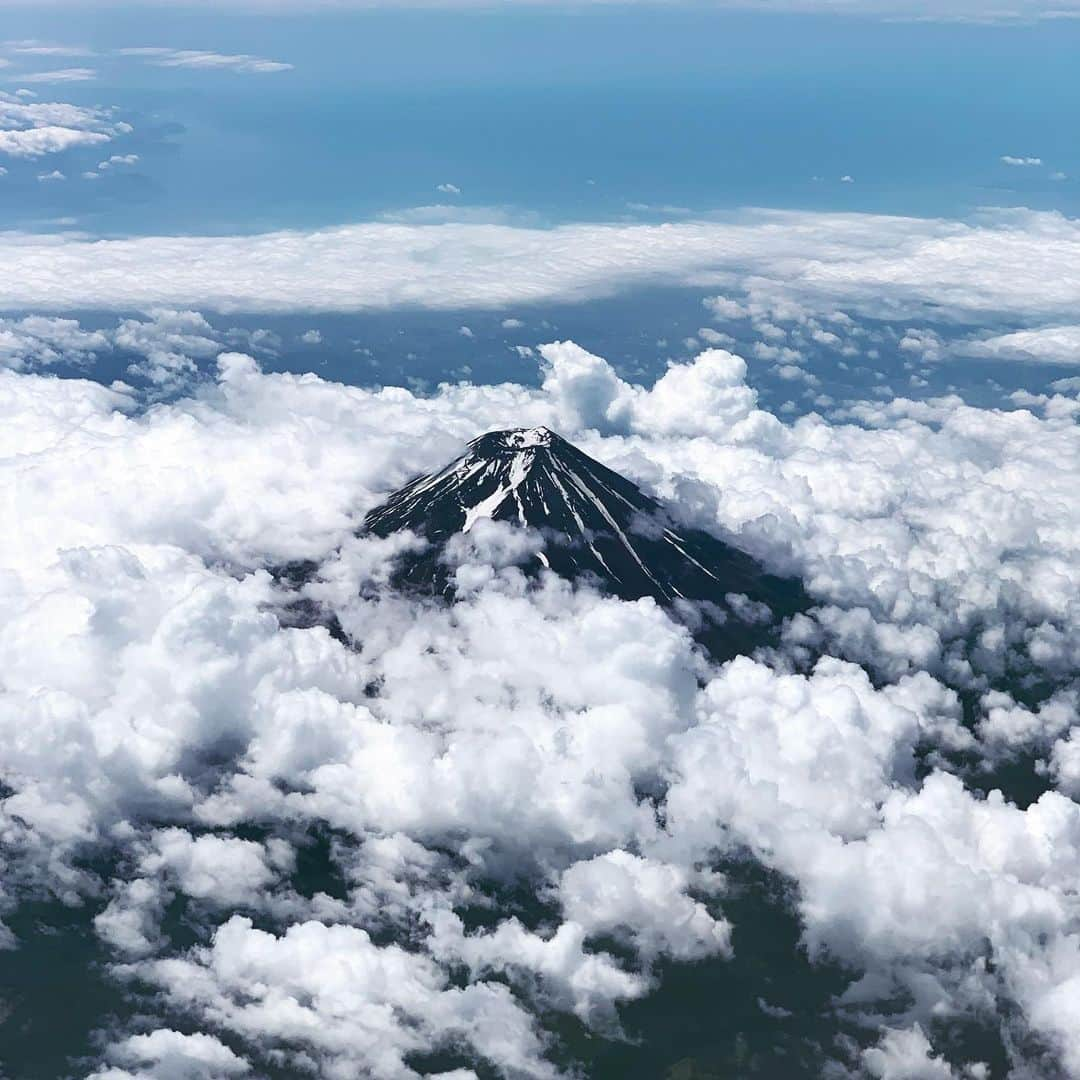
4,338 -> 1080,1076
1,210 -> 1078,334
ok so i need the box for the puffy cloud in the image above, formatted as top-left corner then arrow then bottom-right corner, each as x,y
977,689 -> 1077,754
0,314 -> 108,370
113,309 -> 223,384
622,379 -> 1080,686
627,348 -> 764,438
1001,156 -> 1043,167
559,850 -> 731,961
537,340 -> 763,440
861,1024 -> 968,1078
697,327 -> 735,348
1050,729 -> 1080,797
424,907 -> 650,1022
0,97 -> 126,158
0,309 -> 226,384
203,577 -> 701,852
95,876 -> 172,958
899,327 -> 945,362
661,657 -> 963,857
94,830 -> 294,957
660,655 -> 1080,1071
127,916 -> 558,1079
140,829 -> 289,906
536,339 -> 636,432
0,124 -> 108,155
4,343 -> 1080,1075
88,1030 -> 250,1080
443,517 -> 545,592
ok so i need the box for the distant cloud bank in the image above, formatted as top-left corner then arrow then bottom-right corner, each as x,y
0,209 -> 1077,332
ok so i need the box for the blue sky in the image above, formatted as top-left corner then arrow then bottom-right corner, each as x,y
1,9 -> 1078,235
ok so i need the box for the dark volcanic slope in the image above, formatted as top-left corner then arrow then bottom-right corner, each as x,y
362,427 -> 807,652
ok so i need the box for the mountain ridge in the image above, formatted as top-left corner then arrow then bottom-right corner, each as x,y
359,426 -> 808,659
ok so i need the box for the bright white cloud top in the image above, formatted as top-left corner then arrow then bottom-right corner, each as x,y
5,336 -> 1080,1076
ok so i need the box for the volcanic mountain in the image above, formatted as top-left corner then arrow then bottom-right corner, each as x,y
359,427 -> 807,657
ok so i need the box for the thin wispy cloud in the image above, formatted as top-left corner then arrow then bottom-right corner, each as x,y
16,67 -> 97,83
3,41 -> 96,57
117,47 -> 293,74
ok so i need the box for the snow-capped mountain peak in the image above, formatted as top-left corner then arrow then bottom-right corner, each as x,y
363,425 -> 635,539
361,428 -> 807,653
487,426 -> 556,450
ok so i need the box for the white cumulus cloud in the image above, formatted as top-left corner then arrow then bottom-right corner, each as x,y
3,340 -> 1080,1076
